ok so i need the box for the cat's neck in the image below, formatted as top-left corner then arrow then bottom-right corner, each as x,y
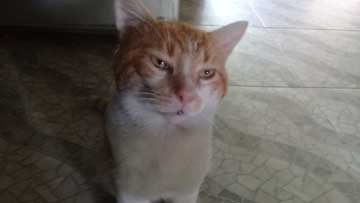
108,91 -> 215,134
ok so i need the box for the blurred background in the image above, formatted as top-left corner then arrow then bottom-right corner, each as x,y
0,0 -> 360,203
0,0 -> 178,32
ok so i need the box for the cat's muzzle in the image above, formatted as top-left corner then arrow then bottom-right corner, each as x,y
176,110 -> 184,115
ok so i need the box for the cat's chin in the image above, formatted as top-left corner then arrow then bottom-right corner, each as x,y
161,111 -> 205,126
164,114 -> 188,125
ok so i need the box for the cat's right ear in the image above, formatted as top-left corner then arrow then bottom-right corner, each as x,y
114,0 -> 154,31
210,21 -> 248,61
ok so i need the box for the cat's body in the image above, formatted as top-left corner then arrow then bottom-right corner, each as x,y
106,1 -> 247,202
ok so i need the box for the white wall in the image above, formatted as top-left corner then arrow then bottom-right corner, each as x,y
143,0 -> 179,20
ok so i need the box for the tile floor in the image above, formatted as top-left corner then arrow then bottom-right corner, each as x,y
1,0 -> 360,202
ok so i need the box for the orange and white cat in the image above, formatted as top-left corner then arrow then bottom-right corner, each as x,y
106,0 -> 247,203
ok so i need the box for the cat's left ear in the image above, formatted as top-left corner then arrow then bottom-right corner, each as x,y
210,21 -> 248,60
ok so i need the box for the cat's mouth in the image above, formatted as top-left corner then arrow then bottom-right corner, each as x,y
157,109 -> 188,124
157,110 -> 185,117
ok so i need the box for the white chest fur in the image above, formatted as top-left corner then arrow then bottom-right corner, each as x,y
105,95 -> 214,198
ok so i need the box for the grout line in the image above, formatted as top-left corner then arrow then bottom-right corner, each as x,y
227,84 -> 360,90
253,26 -> 360,32
194,24 -> 360,32
4,21 -> 360,32
246,0 -> 267,28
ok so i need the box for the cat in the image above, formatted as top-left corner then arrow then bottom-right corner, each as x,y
105,0 -> 247,203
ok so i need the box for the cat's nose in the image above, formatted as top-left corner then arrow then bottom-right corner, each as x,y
177,90 -> 197,105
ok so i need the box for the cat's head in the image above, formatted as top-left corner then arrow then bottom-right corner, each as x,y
113,0 -> 247,125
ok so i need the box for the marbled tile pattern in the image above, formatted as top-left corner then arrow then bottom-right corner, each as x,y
211,87 -> 360,203
249,0 -> 360,30
1,0 -> 360,202
200,27 -> 360,88
181,0 -> 360,29
180,0 -> 263,26
184,0 -> 360,88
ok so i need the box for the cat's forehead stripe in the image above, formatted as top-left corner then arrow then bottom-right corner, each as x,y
166,40 -> 176,57
154,22 -> 211,62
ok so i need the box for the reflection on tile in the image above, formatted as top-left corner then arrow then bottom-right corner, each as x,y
226,28 -> 303,87
224,27 -> 360,88
182,0 -> 360,29
180,0 -> 262,26
250,0 -> 360,29
271,29 -> 360,88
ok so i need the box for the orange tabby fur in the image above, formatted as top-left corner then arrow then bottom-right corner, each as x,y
113,20 -> 228,99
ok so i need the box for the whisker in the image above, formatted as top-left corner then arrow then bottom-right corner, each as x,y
138,91 -> 162,97
137,96 -> 165,102
138,89 -> 171,98
136,93 -> 172,103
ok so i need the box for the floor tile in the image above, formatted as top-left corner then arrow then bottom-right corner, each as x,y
208,86 -> 360,202
237,175 -> 263,191
180,0 -> 263,26
271,29 -> 360,87
249,0 -> 360,29
255,190 -> 278,203
224,27 -> 360,88
312,189 -> 351,203
228,28 -> 303,87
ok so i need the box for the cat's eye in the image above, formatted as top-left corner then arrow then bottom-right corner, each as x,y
199,69 -> 216,80
151,56 -> 172,72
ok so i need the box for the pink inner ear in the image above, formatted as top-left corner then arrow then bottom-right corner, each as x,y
211,21 -> 248,59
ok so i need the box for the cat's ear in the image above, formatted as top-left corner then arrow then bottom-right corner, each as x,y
210,21 -> 248,60
114,0 -> 154,31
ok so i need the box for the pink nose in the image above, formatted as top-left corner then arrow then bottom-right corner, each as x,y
177,90 -> 196,105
